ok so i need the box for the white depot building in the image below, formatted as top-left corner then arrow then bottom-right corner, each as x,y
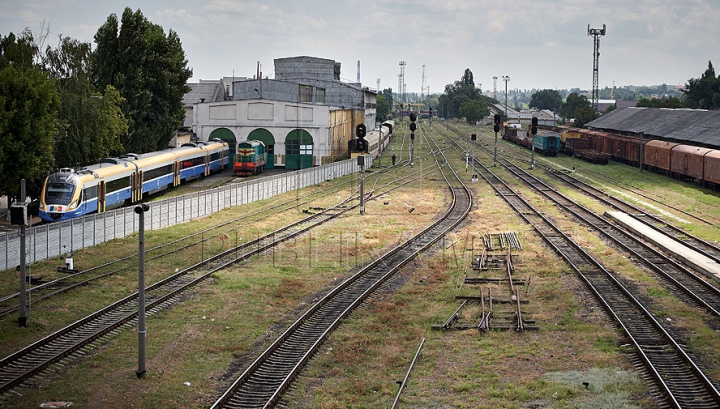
189,56 -> 377,170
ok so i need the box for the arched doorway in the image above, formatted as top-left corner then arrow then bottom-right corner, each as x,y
285,129 -> 313,170
209,128 -> 236,162
248,128 -> 276,169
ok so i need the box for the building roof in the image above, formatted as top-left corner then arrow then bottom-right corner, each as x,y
183,80 -> 226,107
586,107 -> 720,148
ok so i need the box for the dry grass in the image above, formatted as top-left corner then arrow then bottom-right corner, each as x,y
2,121 -> 720,408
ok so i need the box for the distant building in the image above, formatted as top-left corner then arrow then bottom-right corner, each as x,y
190,56 -> 377,170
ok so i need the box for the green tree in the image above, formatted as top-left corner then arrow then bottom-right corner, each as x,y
530,89 -> 562,111
376,94 -> 389,123
574,106 -> 599,128
93,8 -> 192,153
559,92 -> 590,119
45,36 -> 127,167
459,100 -> 490,124
442,69 -> 482,118
682,61 -> 720,109
0,31 -> 59,200
379,88 -> 393,114
636,96 -> 684,108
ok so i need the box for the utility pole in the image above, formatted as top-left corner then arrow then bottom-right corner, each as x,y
10,180 -> 29,327
399,61 -> 406,106
588,24 -> 607,111
502,76 -> 510,117
421,65 -> 426,99
493,76 -> 498,100
135,203 -> 150,379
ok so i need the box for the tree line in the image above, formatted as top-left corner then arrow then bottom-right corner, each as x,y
0,7 -> 191,201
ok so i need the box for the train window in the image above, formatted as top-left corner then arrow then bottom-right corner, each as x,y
143,164 -> 173,181
210,152 -> 219,161
181,157 -> 204,169
82,185 -> 98,200
106,176 -> 130,193
45,183 -> 75,204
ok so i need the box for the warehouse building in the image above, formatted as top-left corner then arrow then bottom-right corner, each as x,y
189,56 -> 377,170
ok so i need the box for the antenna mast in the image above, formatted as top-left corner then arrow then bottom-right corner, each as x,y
421,65 -> 426,99
588,24 -> 607,110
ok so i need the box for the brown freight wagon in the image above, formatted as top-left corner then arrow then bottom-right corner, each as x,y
643,140 -> 679,172
703,150 -> 720,187
614,135 -> 646,165
670,145 -> 713,180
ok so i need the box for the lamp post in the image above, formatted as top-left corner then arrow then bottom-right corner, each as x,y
502,76 -> 510,118
135,203 -> 149,379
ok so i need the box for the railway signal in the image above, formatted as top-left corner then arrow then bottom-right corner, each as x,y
410,113 -> 416,166
531,117 -> 538,170
493,115 -> 500,167
531,117 -> 538,135
356,124 -> 366,139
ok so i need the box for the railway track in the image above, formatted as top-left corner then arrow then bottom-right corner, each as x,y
548,170 -> 720,265
0,158 -> 423,321
442,132 -> 720,407
209,128 -> 471,408
449,127 -> 720,318
0,160 -> 438,397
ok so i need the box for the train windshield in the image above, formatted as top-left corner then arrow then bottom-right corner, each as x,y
45,183 -> 75,205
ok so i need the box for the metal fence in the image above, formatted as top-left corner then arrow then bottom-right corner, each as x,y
1,158 -> 368,271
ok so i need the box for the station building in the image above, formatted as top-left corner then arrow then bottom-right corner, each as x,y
187,56 -> 377,170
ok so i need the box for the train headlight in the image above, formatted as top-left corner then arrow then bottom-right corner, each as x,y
68,200 -> 79,209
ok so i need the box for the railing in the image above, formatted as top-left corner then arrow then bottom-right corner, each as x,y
1,158 -> 368,270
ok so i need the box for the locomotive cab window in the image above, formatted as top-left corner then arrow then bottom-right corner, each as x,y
45,183 -> 75,204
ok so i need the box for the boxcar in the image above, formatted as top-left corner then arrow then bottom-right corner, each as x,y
703,150 -> 720,188
643,140 -> 679,172
612,135 -> 645,165
671,145 -> 713,180
533,133 -> 560,156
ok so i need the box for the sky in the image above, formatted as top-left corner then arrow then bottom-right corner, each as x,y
2,0 -> 719,96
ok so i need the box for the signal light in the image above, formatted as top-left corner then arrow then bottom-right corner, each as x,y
410,113 -> 417,122
471,133 -> 476,141
428,107 -> 432,117
356,124 -> 366,139
494,124 -> 500,133
494,114 -> 501,125
531,117 -> 538,135
410,122 -> 417,132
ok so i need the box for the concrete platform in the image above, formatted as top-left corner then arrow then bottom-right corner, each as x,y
605,210 -> 720,280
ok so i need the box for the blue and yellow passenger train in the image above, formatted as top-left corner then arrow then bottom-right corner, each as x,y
39,140 -> 230,222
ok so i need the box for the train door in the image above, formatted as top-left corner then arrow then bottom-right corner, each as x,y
248,128 -> 275,169
137,170 -> 144,200
98,181 -> 106,213
173,161 -> 181,186
131,173 -> 138,202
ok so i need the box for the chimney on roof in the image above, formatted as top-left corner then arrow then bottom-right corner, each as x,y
357,60 -> 360,84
